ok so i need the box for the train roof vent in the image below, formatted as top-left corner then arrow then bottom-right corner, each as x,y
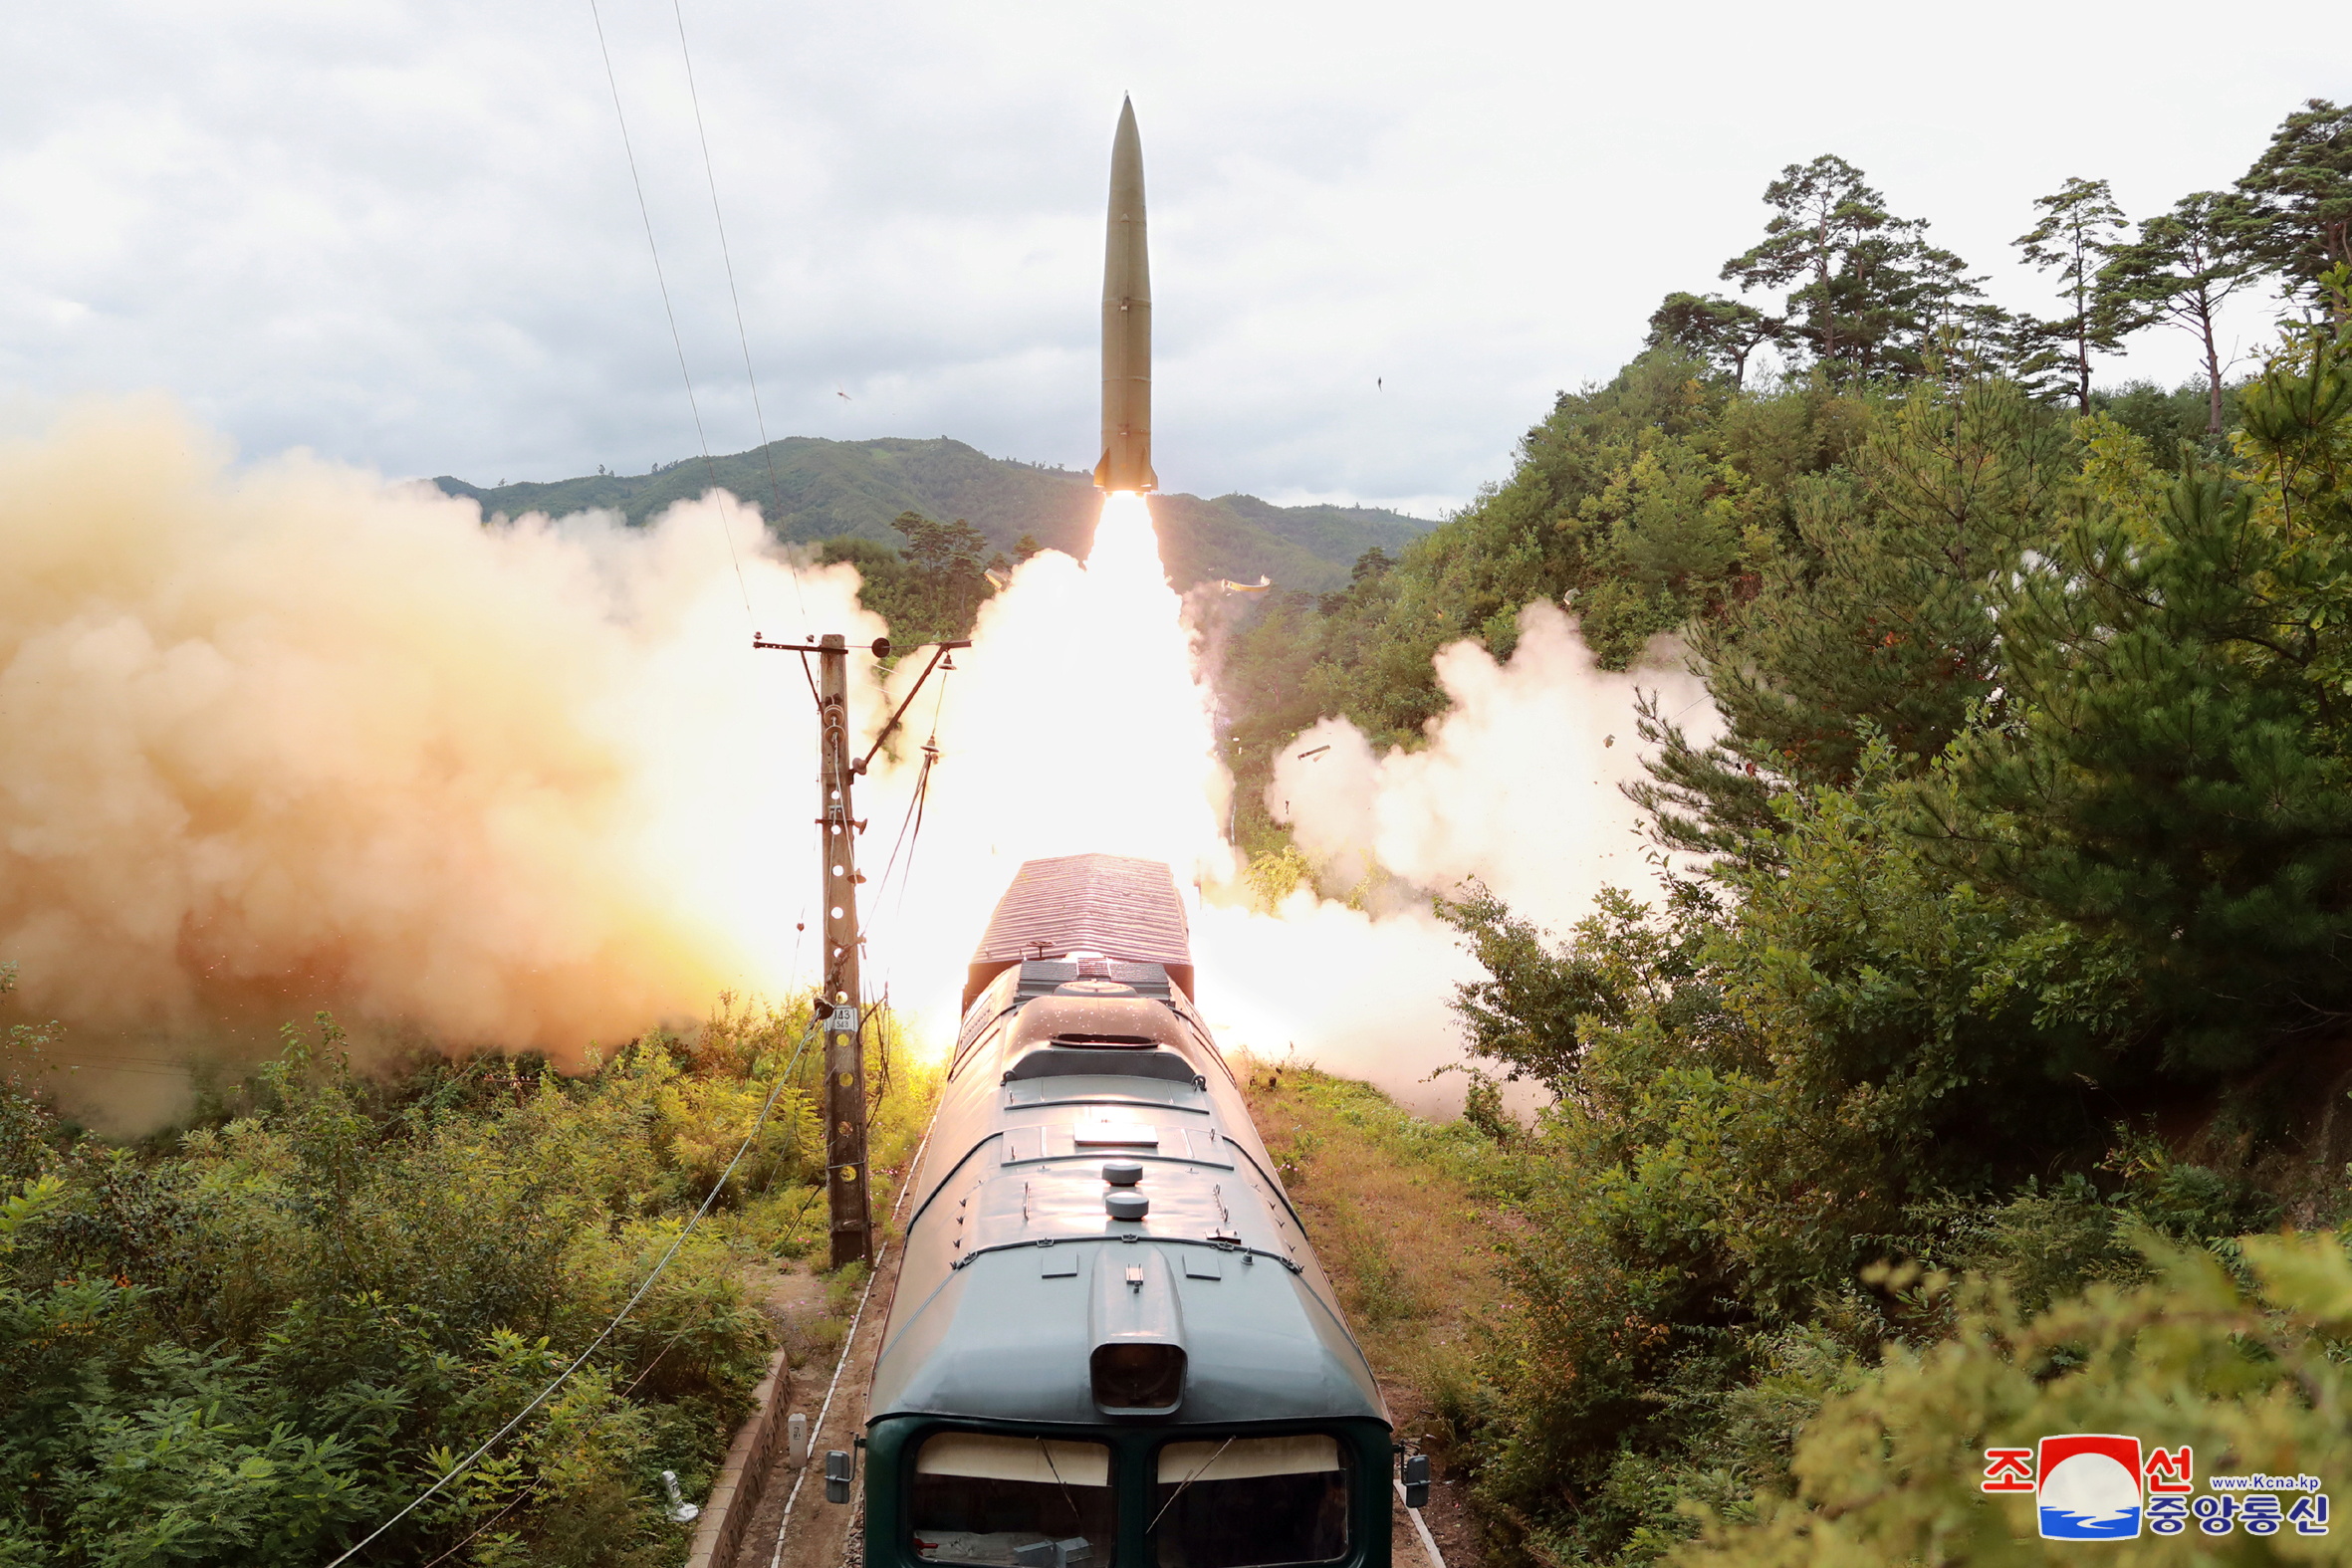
1014,960 -> 1174,1002
1003,1047 -> 1203,1085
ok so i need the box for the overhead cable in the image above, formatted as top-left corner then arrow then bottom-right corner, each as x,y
666,0 -> 812,630
585,0 -> 756,627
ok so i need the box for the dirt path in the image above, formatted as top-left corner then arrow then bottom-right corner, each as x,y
1380,1360 -> 1478,1567
728,1243 -> 903,1568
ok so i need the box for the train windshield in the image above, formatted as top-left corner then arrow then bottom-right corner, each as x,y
910,1432 -> 1116,1565
1148,1435 -> 1350,1567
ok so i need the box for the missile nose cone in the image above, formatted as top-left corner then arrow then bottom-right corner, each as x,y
1094,98 -> 1155,494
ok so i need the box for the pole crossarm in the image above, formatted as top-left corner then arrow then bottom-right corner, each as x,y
857,641 -> 969,776
751,633 -> 969,769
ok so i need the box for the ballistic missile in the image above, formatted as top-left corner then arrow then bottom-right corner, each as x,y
1093,97 -> 1156,493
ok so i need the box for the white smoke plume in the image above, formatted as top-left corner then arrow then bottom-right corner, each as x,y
0,399 -> 876,1127
1268,600 -> 1713,931
1189,601 -> 1717,1115
1,400 -> 1715,1132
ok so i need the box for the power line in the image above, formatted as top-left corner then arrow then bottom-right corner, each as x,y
323,1015 -> 823,1566
585,0 -> 755,627
331,20 -> 904,1560
865,664 -> 951,965
869,734 -> 939,916
666,0 -> 812,631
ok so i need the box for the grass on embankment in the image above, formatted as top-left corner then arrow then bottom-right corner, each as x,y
1238,1062 -> 1524,1559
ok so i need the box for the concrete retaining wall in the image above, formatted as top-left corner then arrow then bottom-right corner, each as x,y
685,1349 -> 792,1568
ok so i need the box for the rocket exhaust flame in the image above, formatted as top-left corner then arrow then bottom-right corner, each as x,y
854,491 -> 1229,987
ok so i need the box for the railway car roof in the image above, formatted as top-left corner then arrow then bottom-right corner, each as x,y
870,862 -> 1384,1432
962,852 -> 1196,1009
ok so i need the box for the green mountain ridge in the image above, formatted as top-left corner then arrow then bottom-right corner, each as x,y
432,436 -> 1434,592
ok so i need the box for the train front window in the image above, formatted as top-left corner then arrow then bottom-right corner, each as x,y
910,1432 -> 1116,1565
1148,1435 -> 1349,1567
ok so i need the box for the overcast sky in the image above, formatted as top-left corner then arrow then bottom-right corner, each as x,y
5,2 -> 2348,518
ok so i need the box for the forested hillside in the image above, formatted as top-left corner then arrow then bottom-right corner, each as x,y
1216,99 -> 2352,1565
433,436 -> 1428,593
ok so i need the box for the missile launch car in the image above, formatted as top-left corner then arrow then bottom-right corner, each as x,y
828,853 -> 1419,1566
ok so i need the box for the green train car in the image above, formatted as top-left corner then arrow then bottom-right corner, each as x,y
822,853 -> 1425,1566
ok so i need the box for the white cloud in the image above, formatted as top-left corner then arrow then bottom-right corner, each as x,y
3,0 -> 2345,509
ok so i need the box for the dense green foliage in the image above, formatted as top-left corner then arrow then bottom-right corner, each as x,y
1212,100 -> 2352,1567
816,510 -> 1015,647
1426,760 -> 2291,1564
434,436 -> 1428,593
1677,1234 -> 2352,1566
0,1000 -> 928,1567
1217,351 -> 1865,851
1395,326 -> 2352,1563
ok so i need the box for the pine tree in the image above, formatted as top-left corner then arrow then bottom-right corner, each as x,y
1721,155 -> 1987,384
2013,176 -> 2130,411
1645,292 -> 1783,388
1632,378 -> 2069,862
2234,98 -> 2352,310
1721,155 -> 1891,373
2099,191 -> 2262,432
1918,317 -> 2352,1074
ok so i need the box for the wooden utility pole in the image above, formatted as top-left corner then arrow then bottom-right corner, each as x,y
755,628 -> 968,1269
815,634 -> 872,1269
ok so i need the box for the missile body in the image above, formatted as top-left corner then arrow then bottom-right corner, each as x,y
1094,97 -> 1156,493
